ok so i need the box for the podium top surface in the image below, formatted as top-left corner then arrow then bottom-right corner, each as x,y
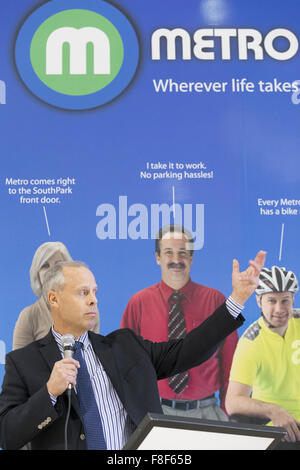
123,413 -> 286,450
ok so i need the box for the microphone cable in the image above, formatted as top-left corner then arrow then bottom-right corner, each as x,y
64,387 -> 72,450
61,334 -> 75,450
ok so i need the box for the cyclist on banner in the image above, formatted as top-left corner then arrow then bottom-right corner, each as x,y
226,265 -> 300,449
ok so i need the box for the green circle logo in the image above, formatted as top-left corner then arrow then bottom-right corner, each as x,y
15,0 -> 139,109
30,9 -> 124,96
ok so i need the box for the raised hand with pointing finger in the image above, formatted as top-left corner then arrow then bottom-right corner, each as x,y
231,250 -> 267,305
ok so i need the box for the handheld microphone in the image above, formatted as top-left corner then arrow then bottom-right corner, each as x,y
61,334 -> 75,389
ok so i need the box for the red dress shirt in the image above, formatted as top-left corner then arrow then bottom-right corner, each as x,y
120,279 -> 238,412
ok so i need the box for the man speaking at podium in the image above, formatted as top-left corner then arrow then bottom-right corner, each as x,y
0,252 -> 265,450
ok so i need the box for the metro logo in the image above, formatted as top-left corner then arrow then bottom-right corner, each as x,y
15,0 -> 139,109
29,7 -> 124,97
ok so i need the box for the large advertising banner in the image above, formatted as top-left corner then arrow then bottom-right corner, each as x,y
0,0 -> 299,389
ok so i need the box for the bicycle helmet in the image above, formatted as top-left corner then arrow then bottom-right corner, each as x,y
255,266 -> 298,296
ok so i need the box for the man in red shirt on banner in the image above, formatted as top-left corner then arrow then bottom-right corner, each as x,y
120,224 -> 238,421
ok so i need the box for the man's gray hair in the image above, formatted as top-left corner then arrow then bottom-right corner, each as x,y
30,241 -> 72,297
42,260 -> 88,307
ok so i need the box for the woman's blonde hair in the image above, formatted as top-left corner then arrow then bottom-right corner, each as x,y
30,242 -> 72,297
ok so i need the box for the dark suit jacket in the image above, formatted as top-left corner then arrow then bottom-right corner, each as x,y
0,303 -> 244,449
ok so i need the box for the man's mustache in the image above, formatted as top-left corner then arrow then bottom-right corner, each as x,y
167,262 -> 186,269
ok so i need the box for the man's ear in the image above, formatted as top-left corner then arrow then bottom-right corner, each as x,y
155,252 -> 161,266
48,290 -> 59,309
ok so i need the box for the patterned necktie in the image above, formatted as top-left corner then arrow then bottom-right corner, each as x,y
73,341 -> 107,450
168,291 -> 189,394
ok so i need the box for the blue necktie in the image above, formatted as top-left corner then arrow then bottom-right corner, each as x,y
73,341 -> 107,450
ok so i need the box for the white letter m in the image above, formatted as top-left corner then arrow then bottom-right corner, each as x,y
46,27 -> 110,75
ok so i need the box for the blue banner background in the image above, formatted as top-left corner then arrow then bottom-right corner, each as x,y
0,0 -> 299,387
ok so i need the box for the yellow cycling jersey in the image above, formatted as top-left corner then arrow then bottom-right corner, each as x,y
229,313 -> 300,422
